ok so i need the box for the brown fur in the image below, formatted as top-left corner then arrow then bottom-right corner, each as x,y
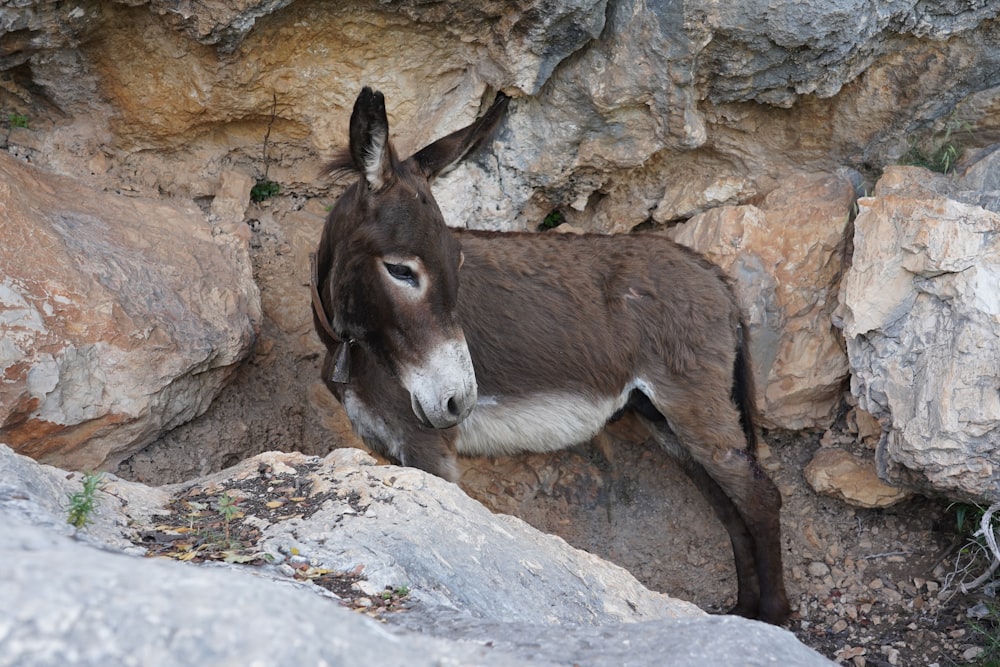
313,87 -> 791,624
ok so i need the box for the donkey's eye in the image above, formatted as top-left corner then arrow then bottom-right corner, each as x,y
384,262 -> 418,287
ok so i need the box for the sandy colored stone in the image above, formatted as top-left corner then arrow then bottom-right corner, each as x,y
670,171 -> 857,430
0,152 -> 261,470
210,168 -> 255,224
804,448 -> 911,509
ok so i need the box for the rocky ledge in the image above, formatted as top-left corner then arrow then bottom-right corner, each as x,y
0,443 -> 832,666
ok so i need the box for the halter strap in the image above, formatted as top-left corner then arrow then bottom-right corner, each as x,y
310,252 -> 352,383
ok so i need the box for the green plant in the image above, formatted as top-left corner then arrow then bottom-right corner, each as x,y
217,492 -> 241,545
941,503 -> 1000,666
66,472 -> 104,529
382,585 -> 410,599
967,601 -> 1000,667
943,502 -> 1000,593
956,503 -> 978,534
7,113 -> 28,129
250,179 -> 280,202
250,93 -> 281,203
901,112 -> 971,175
539,209 -> 565,231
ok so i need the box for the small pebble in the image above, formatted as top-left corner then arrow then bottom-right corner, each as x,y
963,647 -> 984,661
808,562 -> 830,577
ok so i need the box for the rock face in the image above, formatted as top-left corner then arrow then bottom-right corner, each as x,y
838,166 -> 1000,502
3,1 -> 998,225
669,171 -> 857,430
436,2 -> 1000,232
0,152 -> 261,470
0,444 -> 835,666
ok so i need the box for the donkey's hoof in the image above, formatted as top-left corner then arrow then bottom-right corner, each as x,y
724,599 -> 790,626
725,602 -> 758,620
757,598 -> 792,626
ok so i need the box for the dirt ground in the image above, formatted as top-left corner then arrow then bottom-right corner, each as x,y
116,195 -> 995,666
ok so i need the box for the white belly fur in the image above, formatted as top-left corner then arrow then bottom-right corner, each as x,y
455,389 -> 634,457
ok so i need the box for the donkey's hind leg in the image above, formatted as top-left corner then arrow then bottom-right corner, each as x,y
631,393 -> 760,617
676,456 -> 761,618
641,387 -> 790,624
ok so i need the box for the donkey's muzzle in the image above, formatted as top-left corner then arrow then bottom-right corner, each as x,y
403,337 -> 478,429
411,384 -> 477,429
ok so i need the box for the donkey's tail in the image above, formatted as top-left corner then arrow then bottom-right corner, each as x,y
732,320 -> 759,453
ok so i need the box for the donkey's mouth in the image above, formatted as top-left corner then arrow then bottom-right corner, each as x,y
412,397 -> 433,428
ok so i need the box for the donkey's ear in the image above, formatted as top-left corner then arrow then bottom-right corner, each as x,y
413,91 -> 510,180
349,87 -> 397,190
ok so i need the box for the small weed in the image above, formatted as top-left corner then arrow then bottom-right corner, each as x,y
904,142 -> 960,174
217,492 -> 242,545
7,113 -> 28,129
250,92 -> 281,203
382,585 -> 410,599
942,503 -> 1000,665
956,503 -> 977,534
901,112 -> 971,175
942,502 -> 1000,593
539,209 -> 565,231
66,472 -> 104,529
250,179 -> 280,202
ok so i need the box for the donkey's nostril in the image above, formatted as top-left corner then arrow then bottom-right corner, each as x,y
446,396 -> 459,417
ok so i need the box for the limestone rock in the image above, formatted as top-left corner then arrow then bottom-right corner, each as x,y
669,171 -> 857,430
837,164 -> 1000,502
440,3 -> 1000,232
0,444 -> 835,667
210,168 -> 255,225
698,1 -> 999,107
0,153 -> 261,471
5,0 -> 999,235
804,447 -> 911,509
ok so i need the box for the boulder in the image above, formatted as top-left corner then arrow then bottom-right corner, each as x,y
0,443 -> 835,666
669,171 -> 857,430
837,164 -> 1000,502
0,152 -> 261,471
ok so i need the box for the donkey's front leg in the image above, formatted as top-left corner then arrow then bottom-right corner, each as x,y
402,427 -> 461,483
345,395 -> 460,482
332,359 -> 462,483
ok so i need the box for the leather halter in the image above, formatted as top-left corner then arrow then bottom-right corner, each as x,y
309,252 -> 352,384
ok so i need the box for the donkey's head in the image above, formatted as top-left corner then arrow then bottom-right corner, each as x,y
316,87 -> 508,429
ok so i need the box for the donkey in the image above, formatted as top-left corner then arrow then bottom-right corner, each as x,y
312,86 -> 791,625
